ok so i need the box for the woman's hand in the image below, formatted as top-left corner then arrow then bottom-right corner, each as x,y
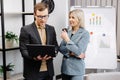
61,30 -> 70,42
69,52 -> 85,59
78,53 -> 85,59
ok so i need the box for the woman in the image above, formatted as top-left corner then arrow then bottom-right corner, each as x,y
59,9 -> 90,80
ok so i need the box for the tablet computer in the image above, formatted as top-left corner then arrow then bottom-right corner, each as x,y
26,44 -> 56,57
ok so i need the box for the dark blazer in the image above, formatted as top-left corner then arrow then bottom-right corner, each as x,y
19,22 -> 58,80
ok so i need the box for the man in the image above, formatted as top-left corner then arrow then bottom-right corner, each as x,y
19,2 -> 58,80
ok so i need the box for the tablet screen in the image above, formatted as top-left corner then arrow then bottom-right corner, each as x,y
26,44 -> 55,57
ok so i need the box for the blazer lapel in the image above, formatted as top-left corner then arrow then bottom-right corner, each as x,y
45,25 -> 50,45
69,28 -> 83,41
32,22 -> 42,44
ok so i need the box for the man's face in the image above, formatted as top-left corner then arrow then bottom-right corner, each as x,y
34,8 -> 49,27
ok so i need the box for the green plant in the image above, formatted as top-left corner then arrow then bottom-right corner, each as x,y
5,31 -> 18,43
0,63 -> 15,74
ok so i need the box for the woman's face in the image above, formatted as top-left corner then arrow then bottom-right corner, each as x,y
69,13 -> 79,28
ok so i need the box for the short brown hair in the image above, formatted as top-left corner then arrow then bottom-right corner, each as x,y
34,2 -> 49,14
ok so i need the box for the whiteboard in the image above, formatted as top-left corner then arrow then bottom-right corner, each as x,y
71,6 -> 117,69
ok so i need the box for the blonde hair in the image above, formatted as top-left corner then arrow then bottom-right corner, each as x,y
69,9 -> 85,27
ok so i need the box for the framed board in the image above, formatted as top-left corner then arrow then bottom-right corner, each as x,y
71,6 -> 117,69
